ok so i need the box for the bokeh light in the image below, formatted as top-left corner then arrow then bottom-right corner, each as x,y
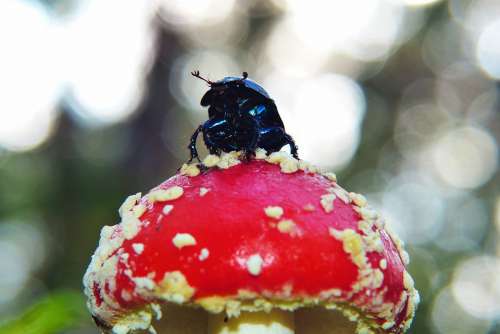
265,0 -> 410,76
396,0 -> 443,7
64,0 -> 155,126
476,19 -> 500,79
381,172 -> 445,244
158,0 -> 236,27
0,221 -> 47,307
0,1 -> 61,151
285,74 -> 366,169
431,126 -> 498,189
436,193 -> 489,252
264,18 -> 332,77
285,1 -> 380,53
452,256 -> 500,320
461,0 -> 500,32
467,88 -> 498,123
432,286 -> 493,334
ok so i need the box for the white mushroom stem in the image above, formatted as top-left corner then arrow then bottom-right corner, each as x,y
208,309 -> 295,334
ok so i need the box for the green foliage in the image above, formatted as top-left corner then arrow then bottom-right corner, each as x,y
0,291 -> 88,334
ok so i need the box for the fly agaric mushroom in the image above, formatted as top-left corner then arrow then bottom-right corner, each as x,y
83,150 -> 419,334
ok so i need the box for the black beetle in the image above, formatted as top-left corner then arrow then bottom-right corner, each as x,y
188,71 -> 298,162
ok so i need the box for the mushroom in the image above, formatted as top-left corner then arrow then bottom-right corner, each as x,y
83,150 -> 419,334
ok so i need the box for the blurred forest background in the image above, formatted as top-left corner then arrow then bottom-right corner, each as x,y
0,0 -> 499,333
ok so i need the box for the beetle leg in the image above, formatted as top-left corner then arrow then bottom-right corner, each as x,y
257,127 -> 298,159
284,133 -> 299,159
208,147 -> 220,155
246,133 -> 260,160
197,163 -> 210,174
242,117 -> 260,161
188,125 -> 203,163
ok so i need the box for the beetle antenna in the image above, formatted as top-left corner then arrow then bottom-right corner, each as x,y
241,72 -> 248,80
191,70 -> 213,85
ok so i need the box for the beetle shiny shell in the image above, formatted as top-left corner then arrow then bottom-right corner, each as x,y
188,71 -> 298,162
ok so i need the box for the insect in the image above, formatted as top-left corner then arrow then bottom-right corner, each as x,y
188,71 -> 298,163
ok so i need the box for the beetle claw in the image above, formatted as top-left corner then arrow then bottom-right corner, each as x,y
241,150 -> 255,162
198,163 -> 210,174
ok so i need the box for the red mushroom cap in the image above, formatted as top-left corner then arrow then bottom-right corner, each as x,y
83,150 -> 419,333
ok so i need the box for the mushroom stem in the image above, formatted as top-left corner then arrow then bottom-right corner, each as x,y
154,304 -> 208,333
295,307 -> 357,334
207,309 -> 295,334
